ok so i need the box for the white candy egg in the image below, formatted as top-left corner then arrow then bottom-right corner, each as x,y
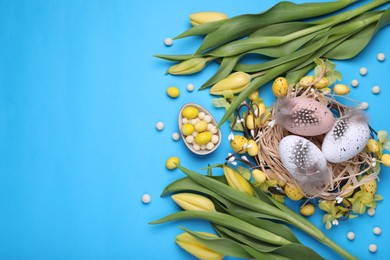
322,111 -> 370,163
279,135 -> 331,196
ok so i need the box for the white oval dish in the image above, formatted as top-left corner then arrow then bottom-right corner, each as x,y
178,103 -> 222,155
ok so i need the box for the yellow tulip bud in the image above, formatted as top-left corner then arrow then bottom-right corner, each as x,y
247,140 -> 259,156
176,232 -> 223,260
168,58 -> 206,75
223,165 -> 253,196
252,169 -> 266,184
172,193 -> 216,212
189,12 -> 228,26
210,72 -> 251,95
382,154 -> 390,166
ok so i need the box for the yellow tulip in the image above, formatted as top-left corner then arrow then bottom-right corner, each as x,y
176,232 -> 223,260
210,72 -> 251,95
223,165 -> 253,196
190,12 -> 228,26
171,193 -> 216,212
168,58 -> 206,75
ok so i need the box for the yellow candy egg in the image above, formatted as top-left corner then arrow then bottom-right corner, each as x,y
298,75 -> 315,88
194,132 -> 212,145
313,77 -> 329,89
334,84 -> 350,95
367,139 -> 380,154
247,140 -> 259,156
252,169 -> 266,184
166,86 -> 180,98
300,204 -> 315,216
194,120 -> 208,133
363,179 -> 377,194
182,106 -> 199,119
181,124 -> 195,136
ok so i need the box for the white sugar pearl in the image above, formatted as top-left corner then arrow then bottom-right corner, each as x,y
211,135 -> 219,144
156,121 -> 164,131
367,207 -> 376,216
347,232 -> 355,241
198,112 -> 205,119
172,132 -> 180,141
187,83 -> 195,92
192,131 -> 198,137
193,144 -> 200,151
190,119 -> 197,125
142,194 -> 151,204
206,142 -> 215,150
373,227 -> 382,235
360,67 -> 368,76
372,85 -> 380,94
207,123 -> 213,130
210,126 -> 218,134
204,115 -> 212,123
185,135 -> 194,143
164,38 -> 173,46
351,79 -> 359,88
359,102 -> 369,110
368,244 -> 377,253
377,52 -> 385,61
182,118 -> 189,124
200,145 -> 206,150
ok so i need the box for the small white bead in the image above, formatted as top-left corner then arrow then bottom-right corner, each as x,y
210,126 -> 218,134
193,144 -> 200,151
206,142 -> 215,150
207,123 -> 213,130
373,227 -> 382,235
187,83 -> 195,92
198,112 -> 205,119
372,85 -> 380,94
204,115 -> 212,123
192,131 -> 198,137
347,232 -> 355,241
367,207 -> 376,216
360,67 -> 368,76
351,79 -> 359,88
142,194 -> 151,204
377,52 -> 385,62
359,102 -> 369,110
211,135 -> 219,144
185,135 -> 194,144
182,118 -> 189,124
368,244 -> 377,253
190,119 -> 197,125
200,145 -> 206,150
164,38 -> 173,46
156,121 -> 164,131
172,132 -> 180,141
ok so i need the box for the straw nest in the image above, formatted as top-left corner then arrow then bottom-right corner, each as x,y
253,88 -> 377,200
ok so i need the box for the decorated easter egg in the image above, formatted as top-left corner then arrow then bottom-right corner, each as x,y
322,110 -> 370,163
274,97 -> 335,136
279,135 -> 331,196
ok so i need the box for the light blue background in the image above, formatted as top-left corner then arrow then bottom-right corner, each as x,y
1,0 -> 389,259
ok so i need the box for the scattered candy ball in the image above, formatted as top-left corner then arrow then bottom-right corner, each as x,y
359,102 -> 369,110
172,132 -> 180,141
142,193 -> 151,204
351,79 -> 359,87
300,204 -> 315,216
368,244 -> 377,253
359,67 -> 368,76
367,207 -> 376,216
164,37 -> 173,46
373,227 -> 382,235
166,156 -> 180,170
377,52 -> 385,61
187,83 -> 195,92
372,85 -> 380,94
167,86 -> 180,98
156,121 -> 165,131
347,232 -> 355,241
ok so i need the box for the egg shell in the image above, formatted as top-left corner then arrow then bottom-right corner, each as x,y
279,135 -> 328,182
276,97 -> 335,136
322,119 -> 370,163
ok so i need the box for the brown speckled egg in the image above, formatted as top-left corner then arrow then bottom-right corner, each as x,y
274,97 -> 335,136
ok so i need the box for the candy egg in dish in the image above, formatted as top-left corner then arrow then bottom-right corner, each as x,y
178,103 -> 222,155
